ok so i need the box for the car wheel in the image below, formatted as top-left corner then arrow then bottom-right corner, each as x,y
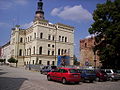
47,75 -> 51,81
96,77 -> 100,81
62,78 -> 67,84
109,77 -> 113,81
89,80 -> 93,83
75,82 -> 79,84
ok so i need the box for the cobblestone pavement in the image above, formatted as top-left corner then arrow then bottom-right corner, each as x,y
0,65 -> 120,90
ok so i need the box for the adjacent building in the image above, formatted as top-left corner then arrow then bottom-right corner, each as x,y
80,36 -> 101,67
2,0 -> 74,66
1,42 -> 11,63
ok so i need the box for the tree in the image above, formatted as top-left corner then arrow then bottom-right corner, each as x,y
8,57 -> 18,67
73,55 -> 80,66
89,0 -> 120,69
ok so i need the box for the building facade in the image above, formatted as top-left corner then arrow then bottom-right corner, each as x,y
9,0 -> 74,66
80,37 -> 101,67
1,42 -> 11,63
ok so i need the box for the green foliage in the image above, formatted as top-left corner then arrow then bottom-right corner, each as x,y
8,57 -> 18,63
0,59 -> 5,62
73,55 -> 80,66
89,0 -> 120,69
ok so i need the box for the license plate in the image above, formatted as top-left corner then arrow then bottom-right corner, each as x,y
74,75 -> 78,77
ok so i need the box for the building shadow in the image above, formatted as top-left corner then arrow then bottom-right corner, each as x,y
0,77 -> 28,90
0,72 -> 7,75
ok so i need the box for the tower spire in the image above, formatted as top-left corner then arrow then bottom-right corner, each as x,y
34,0 -> 45,21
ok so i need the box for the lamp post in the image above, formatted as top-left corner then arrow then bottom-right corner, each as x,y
94,50 -> 97,69
54,25 -> 57,65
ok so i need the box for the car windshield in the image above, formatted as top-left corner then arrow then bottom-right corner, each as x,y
86,70 -> 95,74
69,69 -> 79,73
113,69 -> 118,73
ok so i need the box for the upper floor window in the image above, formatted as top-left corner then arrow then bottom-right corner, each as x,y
20,37 -> 23,43
52,45 -> 54,48
30,36 -> 32,41
48,50 -> 50,55
61,49 -> 64,55
48,44 -> 50,47
39,60 -> 42,64
39,47 -> 42,55
19,49 -> 22,56
85,43 -> 87,48
48,35 -> 51,40
59,36 -> 61,41
34,33 -> 36,39
65,37 -> 67,42
52,35 -> 55,41
52,51 -> 54,55
62,36 -> 64,42
33,46 -> 35,54
58,49 -> 60,55
40,33 -> 43,39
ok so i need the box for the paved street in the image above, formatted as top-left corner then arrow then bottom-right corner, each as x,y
0,65 -> 120,90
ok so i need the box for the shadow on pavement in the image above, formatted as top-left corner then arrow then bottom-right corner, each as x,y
0,77 -> 28,90
0,72 -> 7,75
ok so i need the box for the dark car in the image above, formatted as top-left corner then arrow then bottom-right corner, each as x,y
95,69 -> 108,81
40,65 -> 57,75
78,69 -> 96,83
47,67 -> 81,84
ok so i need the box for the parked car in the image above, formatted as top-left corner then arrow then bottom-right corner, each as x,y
77,69 -> 96,83
40,65 -> 57,75
47,67 -> 81,84
103,69 -> 120,81
95,69 -> 108,81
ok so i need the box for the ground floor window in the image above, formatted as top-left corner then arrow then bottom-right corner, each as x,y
47,61 -> 50,65
33,60 -> 34,64
39,60 -> 42,64
52,61 -> 55,65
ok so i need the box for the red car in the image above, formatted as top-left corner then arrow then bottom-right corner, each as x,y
47,67 -> 81,84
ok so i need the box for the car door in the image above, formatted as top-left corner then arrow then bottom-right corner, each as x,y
55,69 -> 63,81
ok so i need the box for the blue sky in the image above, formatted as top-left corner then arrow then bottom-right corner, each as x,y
0,0 -> 106,60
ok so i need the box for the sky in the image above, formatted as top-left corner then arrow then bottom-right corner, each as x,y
0,0 -> 106,60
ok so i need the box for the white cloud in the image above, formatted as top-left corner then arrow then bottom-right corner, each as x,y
85,34 -> 95,39
14,0 -> 28,5
21,22 -> 33,29
0,22 -> 10,27
0,0 -> 28,10
51,5 -> 93,22
0,1 -> 12,10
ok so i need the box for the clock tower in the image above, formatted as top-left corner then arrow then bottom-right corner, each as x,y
34,0 -> 45,21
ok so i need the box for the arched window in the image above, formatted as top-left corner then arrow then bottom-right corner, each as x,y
34,33 -> 36,39
52,35 -> 54,41
39,47 -> 42,55
48,50 -> 50,55
33,46 -> 35,54
61,49 -> 64,55
48,35 -> 51,40
20,37 -> 23,43
64,49 -> 67,54
58,49 -> 60,55
25,49 -> 26,56
19,49 -> 22,56
62,36 -> 64,42
40,33 -> 43,39
29,48 -> 31,55
52,51 -> 54,55
65,37 -> 67,42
